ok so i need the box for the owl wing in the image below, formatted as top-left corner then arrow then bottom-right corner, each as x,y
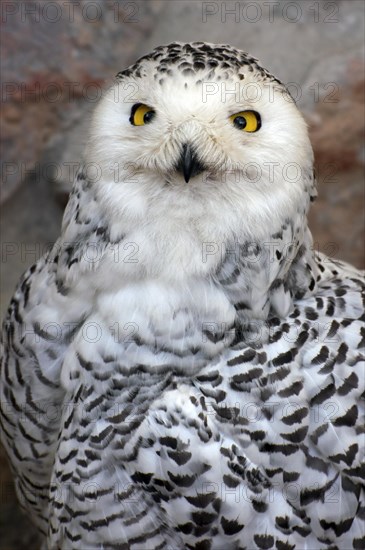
1,254 -> 72,535
0,169 -> 101,536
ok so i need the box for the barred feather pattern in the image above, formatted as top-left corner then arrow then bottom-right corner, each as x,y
1,42 -> 365,550
1,177 -> 364,548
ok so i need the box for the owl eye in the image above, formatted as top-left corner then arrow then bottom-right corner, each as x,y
130,103 -> 156,126
230,110 -> 261,132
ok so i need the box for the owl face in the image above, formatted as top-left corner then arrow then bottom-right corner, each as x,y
87,43 -> 314,246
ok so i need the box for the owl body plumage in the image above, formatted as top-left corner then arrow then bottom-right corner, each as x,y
1,42 -> 364,549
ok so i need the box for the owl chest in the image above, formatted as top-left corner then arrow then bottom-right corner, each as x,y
86,276 -> 237,373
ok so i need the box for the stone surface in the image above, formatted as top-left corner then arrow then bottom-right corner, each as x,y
1,0 -> 165,202
307,50 -> 365,268
1,1 -> 364,547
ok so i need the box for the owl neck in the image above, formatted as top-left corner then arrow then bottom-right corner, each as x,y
56,168 -> 318,326
216,221 -> 319,321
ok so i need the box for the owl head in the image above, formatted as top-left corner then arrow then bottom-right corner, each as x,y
86,42 -> 315,246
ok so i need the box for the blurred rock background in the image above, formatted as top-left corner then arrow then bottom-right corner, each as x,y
1,1 -> 364,548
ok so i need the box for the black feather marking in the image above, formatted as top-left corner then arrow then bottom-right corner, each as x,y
272,348 -> 298,367
310,381 -> 336,406
320,516 -> 354,537
282,407 -> 308,425
254,534 -> 275,549
192,511 -> 217,526
168,472 -> 196,487
300,473 -> 339,506
221,516 -> 244,535
185,492 -> 215,509
332,404 -> 358,427
167,449 -> 192,465
280,426 -> 308,443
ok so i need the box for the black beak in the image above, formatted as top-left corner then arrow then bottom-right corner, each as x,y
176,143 -> 205,183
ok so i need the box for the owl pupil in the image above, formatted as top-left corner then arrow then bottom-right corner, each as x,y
143,111 -> 155,124
234,116 -> 247,130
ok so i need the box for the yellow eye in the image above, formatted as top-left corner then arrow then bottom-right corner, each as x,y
230,110 -> 261,132
130,103 -> 155,126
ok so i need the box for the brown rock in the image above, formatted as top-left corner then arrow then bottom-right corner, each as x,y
306,55 -> 365,269
1,0 -> 166,202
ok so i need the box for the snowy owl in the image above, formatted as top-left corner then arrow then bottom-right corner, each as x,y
1,42 -> 364,549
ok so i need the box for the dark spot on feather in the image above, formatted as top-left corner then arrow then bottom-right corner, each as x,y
254,533 -> 275,549
332,404 -> 358,427
283,471 -> 300,482
282,407 -> 308,425
272,348 -> 297,367
277,380 -> 303,398
227,348 -> 256,366
185,492 -> 215,509
167,449 -> 192,465
280,426 -> 308,443
221,516 -> 244,535
168,472 -> 196,487
310,381 -> 336,406
223,474 -> 240,488
192,511 -> 217,526
252,500 -> 268,513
